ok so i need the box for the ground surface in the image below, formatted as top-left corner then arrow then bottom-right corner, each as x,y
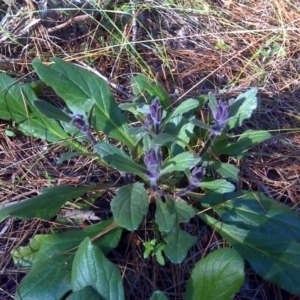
1,0 -> 300,299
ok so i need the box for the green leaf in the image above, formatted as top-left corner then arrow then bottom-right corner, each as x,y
57,152 -> 79,164
227,88 -> 258,129
161,152 -> 201,175
170,196 -> 196,223
150,291 -> 168,300
128,126 -> 148,136
131,74 -> 170,109
185,248 -> 245,300
155,197 -> 176,232
32,58 -> 134,148
65,286 -> 102,300
155,197 -> 195,233
163,226 -> 197,264
177,122 -> 195,144
189,118 -> 212,130
5,129 -> 15,137
111,183 -> 149,230
164,115 -> 195,145
209,162 -> 239,183
34,100 -> 72,122
15,220 -> 122,300
16,252 -> 73,300
163,98 -> 199,124
0,185 -> 94,222
12,235 -> 48,268
212,130 -> 271,157
199,201 -> 300,296
204,191 -> 300,241
0,74 -> 69,143
155,252 -> 165,266
95,143 -> 146,175
72,238 -> 125,300
152,133 -> 178,145
199,179 -> 235,194
208,92 -> 218,116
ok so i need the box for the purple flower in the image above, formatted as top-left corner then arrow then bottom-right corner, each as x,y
144,113 -> 153,130
149,97 -> 163,134
71,113 -> 97,145
150,98 -> 163,124
144,147 -> 162,179
189,166 -> 205,187
213,100 -> 229,124
144,146 -> 162,193
212,100 -> 230,135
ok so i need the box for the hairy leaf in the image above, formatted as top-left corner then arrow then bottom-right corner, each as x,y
0,185 -> 95,222
33,58 -> 134,148
185,248 -> 245,300
161,152 -> 201,175
95,143 -> 146,175
72,238 -> 125,300
163,226 -> 197,264
111,183 -> 149,230
15,220 -> 122,300
0,74 -> 69,142
199,179 -> 236,194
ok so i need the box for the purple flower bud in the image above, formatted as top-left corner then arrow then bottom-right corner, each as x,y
144,146 -> 162,193
144,147 -> 162,169
189,166 -> 206,187
144,113 -> 153,130
149,98 -> 163,134
212,100 -> 229,135
213,100 -> 229,124
71,114 -> 97,145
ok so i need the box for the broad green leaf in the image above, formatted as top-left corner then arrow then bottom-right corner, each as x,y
161,152 -> 201,175
0,74 -> 70,143
163,226 -> 197,264
12,235 -> 48,268
66,286 -> 101,300
61,120 -> 90,143
202,191 -> 300,241
208,92 -> 218,117
131,74 -> 170,109
190,118 -> 212,130
199,179 -> 235,194
212,130 -> 271,157
155,197 -> 176,232
152,133 -> 178,145
15,220 -> 122,300
111,183 -> 149,230
209,162 -> 239,183
0,185 -> 94,222
185,248 -> 245,300
227,88 -> 258,129
199,213 -> 300,296
163,98 -> 199,124
155,197 -> 195,233
128,126 -> 148,136
95,143 -> 146,175
72,238 -> 125,300
15,254 -> 73,300
169,196 -> 196,223
164,115 -> 195,144
34,100 -> 72,122
178,122 -> 195,144
32,58 -> 134,148
150,291 -> 168,300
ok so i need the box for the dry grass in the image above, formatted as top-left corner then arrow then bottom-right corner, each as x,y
1,0 -> 300,299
